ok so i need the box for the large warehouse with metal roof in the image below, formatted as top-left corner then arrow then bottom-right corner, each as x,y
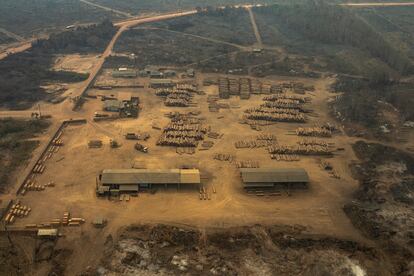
240,168 -> 309,189
96,169 -> 200,195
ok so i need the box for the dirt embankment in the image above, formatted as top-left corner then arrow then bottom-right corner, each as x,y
75,224 -> 393,275
345,141 -> 414,275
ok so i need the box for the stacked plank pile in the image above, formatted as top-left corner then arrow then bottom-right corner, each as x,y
88,140 -> 103,148
157,115 -> 207,147
229,78 -> 240,95
4,201 -> 31,225
207,95 -> 220,112
240,78 -> 250,99
218,78 -> 230,99
251,79 -> 262,94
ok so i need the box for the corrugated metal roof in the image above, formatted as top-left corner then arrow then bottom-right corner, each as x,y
240,168 -> 309,183
101,169 -> 200,185
119,184 -> 139,191
180,169 -> 200,184
150,79 -> 173,84
38,229 -> 58,236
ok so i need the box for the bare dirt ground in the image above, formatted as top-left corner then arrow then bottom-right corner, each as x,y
0,71 -> 381,275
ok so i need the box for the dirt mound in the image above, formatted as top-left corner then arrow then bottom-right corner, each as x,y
345,141 -> 414,275
95,224 -> 391,275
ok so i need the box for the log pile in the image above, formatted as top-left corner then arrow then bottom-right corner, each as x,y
235,160 -> 260,168
244,112 -> 306,123
298,139 -> 331,147
268,144 -> 332,155
157,115 -> 207,147
176,147 -> 196,155
213,153 -> 234,162
271,154 -> 300,161
156,88 -> 193,107
235,139 -> 276,148
296,127 -> 332,137
261,101 -> 303,110
245,106 -> 301,115
263,94 -> 308,103
256,133 -> 277,141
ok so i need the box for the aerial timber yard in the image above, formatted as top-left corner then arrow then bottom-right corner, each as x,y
0,1 -> 414,275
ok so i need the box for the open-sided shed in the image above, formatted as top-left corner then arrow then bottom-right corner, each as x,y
240,168 -> 309,189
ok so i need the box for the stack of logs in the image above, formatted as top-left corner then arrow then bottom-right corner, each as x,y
157,115 -> 208,147
213,153 -> 235,162
296,127 -> 332,137
156,88 -> 193,107
268,144 -> 332,155
244,112 -> 306,123
235,160 -> 260,168
244,94 -> 308,123
271,154 -> 300,161
263,94 -> 309,103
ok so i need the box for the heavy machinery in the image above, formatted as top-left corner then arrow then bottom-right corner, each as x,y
135,143 -> 148,153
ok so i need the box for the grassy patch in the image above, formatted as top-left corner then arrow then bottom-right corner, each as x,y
0,118 -> 50,193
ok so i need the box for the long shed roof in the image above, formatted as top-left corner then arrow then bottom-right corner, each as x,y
101,169 -> 200,185
240,168 -> 309,183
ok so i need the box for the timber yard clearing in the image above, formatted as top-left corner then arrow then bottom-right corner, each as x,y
1,3 -> 413,275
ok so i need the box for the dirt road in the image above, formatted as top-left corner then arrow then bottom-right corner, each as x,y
247,7 -> 263,48
79,0 -> 133,18
0,27 -> 25,42
72,10 -> 197,109
341,2 -> 414,7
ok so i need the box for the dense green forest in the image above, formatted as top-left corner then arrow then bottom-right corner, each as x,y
0,118 -> 50,193
0,21 -> 116,109
33,20 -> 117,54
332,76 -> 414,128
88,0 -> 274,14
0,0 -> 121,38
253,2 -> 413,76
150,7 -> 256,46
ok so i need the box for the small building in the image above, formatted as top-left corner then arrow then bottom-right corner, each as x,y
149,79 -> 174,88
240,168 -> 309,189
144,66 -> 159,74
96,169 -> 201,195
112,70 -> 137,78
163,70 -> 176,77
92,216 -> 107,228
104,99 -> 123,112
37,229 -> 59,239
150,71 -> 164,79
186,68 -> 195,78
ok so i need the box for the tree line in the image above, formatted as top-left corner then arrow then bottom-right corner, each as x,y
254,1 -> 413,75
0,21 -> 116,109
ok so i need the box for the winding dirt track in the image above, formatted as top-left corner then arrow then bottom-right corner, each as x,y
341,2 -> 414,7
